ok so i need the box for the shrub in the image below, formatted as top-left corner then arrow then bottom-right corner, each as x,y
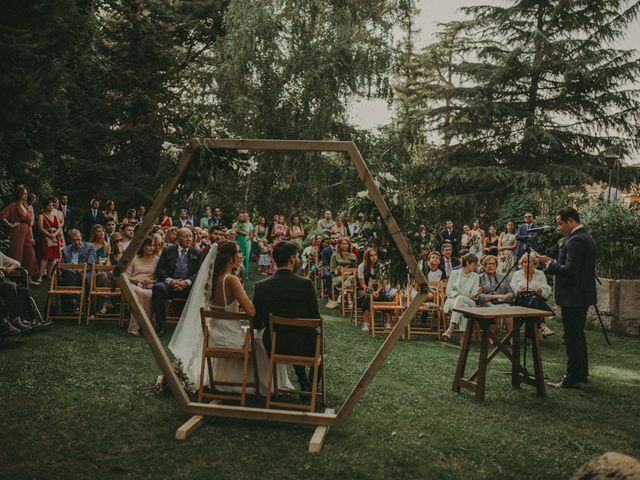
582,202 -> 640,279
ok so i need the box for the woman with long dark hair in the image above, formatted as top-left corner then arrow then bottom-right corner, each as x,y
126,236 -> 159,335
0,185 -> 39,283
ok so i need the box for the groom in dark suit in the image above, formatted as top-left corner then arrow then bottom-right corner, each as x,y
252,240 -> 321,391
539,206 -> 597,389
152,228 -> 203,336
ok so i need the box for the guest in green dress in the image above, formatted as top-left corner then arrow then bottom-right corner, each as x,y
233,211 -> 253,280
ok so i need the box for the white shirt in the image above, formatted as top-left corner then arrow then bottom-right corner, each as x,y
510,269 -> 551,298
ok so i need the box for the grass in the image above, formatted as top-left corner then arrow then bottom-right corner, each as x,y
1,265 -> 639,479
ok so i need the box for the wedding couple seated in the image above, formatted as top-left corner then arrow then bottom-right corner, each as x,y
168,240 -> 323,405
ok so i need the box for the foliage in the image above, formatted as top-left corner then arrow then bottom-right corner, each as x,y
412,0 -> 640,215
583,202 -> 640,279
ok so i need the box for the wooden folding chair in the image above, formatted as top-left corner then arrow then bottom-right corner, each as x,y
370,286 -> 404,338
86,264 -> 125,326
266,314 -> 326,412
340,267 -> 357,320
166,297 -> 186,324
407,281 -> 447,339
197,307 -> 259,406
45,263 -> 87,325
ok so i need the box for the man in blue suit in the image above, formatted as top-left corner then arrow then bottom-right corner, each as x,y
59,229 -> 97,313
515,212 -> 540,259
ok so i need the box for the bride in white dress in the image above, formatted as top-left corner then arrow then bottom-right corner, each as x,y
169,240 -> 292,395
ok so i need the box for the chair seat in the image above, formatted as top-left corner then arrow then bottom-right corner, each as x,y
272,354 -> 321,366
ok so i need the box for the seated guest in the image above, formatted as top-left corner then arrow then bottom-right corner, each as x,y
331,217 -> 349,238
358,249 -> 392,332
477,255 -> 514,306
252,240 -> 321,392
422,251 -> 446,283
104,217 -> 116,245
321,233 -> 339,297
301,235 -> 323,273
417,247 -> 429,274
0,252 -> 34,333
122,224 -> 135,250
152,228 -> 203,336
166,226 -> 179,245
510,252 -> 555,337
330,237 -> 357,308
443,253 -> 481,339
107,232 -> 125,266
317,210 -> 336,235
59,229 -> 97,313
440,242 -> 460,278
478,255 -> 514,337
126,236 -> 159,336
153,234 -> 165,257
90,224 -> 111,263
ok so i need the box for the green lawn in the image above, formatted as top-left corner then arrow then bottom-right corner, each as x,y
1,268 -> 639,480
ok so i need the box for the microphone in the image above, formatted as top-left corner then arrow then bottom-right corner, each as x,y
527,225 -> 554,234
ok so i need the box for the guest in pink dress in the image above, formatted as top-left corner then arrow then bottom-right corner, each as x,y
126,236 -> 159,335
0,185 -> 39,283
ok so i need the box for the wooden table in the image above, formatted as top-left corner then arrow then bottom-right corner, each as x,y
451,306 -> 555,401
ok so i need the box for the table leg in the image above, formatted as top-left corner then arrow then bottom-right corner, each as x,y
452,317 -> 475,393
529,319 -> 546,397
475,319 -> 491,401
512,317 -> 522,389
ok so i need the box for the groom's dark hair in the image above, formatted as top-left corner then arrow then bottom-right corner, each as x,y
273,240 -> 299,267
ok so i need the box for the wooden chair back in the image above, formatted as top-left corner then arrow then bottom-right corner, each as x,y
197,307 -> 259,406
266,314 -> 326,412
340,267 -> 358,320
87,264 -> 125,326
370,283 -> 403,338
45,263 -> 88,325
406,280 -> 447,339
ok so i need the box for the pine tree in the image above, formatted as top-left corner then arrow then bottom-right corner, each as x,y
422,0 -> 640,213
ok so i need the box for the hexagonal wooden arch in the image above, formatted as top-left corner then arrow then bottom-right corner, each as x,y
114,138 -> 428,428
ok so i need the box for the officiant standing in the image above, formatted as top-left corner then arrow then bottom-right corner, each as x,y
539,206 -> 597,390
152,228 -> 203,336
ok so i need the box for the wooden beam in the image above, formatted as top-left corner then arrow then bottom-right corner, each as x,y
175,400 -> 220,441
182,401 -> 338,426
202,138 -> 354,152
115,273 -> 191,410
335,293 -> 427,426
346,143 -> 427,287
309,408 -> 336,453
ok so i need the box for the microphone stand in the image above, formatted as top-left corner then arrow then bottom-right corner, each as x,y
594,276 -> 611,345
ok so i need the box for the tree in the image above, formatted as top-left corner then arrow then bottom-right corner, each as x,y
420,0 -> 640,216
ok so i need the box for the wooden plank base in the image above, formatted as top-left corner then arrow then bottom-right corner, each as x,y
175,400 -> 220,441
309,409 -> 336,453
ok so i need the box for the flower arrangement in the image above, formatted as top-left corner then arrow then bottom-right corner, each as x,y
153,360 -> 196,396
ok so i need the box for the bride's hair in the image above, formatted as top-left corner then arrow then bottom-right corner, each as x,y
213,240 -> 238,283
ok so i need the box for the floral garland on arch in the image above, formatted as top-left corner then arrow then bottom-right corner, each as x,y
152,359 -> 196,396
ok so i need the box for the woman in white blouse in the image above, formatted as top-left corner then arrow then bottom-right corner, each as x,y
510,252 -> 555,337
443,253 -> 482,339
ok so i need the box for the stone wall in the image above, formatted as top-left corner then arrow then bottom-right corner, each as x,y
589,278 -> 640,337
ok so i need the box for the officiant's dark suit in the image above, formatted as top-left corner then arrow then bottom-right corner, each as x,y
252,242 -> 320,389
152,236 -> 203,333
545,207 -> 597,387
